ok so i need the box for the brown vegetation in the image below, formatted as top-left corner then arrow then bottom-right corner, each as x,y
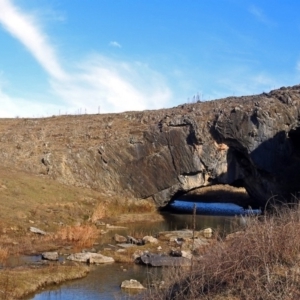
0,265 -> 89,300
0,166 -> 162,299
53,224 -> 99,248
142,205 -> 300,300
91,198 -> 157,223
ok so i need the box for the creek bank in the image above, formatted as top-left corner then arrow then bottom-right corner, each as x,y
0,264 -> 89,300
0,206 -> 238,299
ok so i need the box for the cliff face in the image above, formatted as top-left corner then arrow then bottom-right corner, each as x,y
1,85 -> 300,207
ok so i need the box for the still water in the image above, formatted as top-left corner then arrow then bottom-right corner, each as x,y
29,203 -> 248,300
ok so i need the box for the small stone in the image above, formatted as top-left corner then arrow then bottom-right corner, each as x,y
114,233 -> 128,243
181,250 -> 192,260
116,249 -> 126,253
30,227 -> 46,235
132,249 -> 144,261
142,236 -> 158,244
42,251 -> 59,261
121,279 -> 146,289
203,228 -> 213,238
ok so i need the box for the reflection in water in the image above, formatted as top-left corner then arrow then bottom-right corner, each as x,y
32,264 -> 151,300
168,200 -> 262,216
30,208 -> 244,300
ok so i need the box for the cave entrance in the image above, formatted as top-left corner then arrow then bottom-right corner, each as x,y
165,183 -> 259,210
289,127 -> 300,157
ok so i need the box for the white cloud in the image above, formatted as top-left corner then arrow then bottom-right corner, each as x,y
109,41 -> 122,48
0,0 -> 172,117
0,87 -> 64,117
0,0 -> 68,80
51,55 -> 172,114
216,69 -> 280,97
249,5 -> 275,27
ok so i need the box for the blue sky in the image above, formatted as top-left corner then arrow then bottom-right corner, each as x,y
0,0 -> 300,117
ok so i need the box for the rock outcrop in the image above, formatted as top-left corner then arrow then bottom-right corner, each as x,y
1,85 -> 300,207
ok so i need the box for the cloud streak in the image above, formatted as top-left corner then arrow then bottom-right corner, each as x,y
51,56 -> 172,113
0,0 -> 67,80
109,41 -> 122,48
249,5 -> 276,27
0,0 -> 172,117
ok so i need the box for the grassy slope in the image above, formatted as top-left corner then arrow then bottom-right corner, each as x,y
0,167 -> 103,234
0,265 -> 89,300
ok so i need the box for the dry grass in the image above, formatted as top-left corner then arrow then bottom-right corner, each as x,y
0,265 -> 89,300
0,247 -> 9,266
0,167 -> 103,233
0,224 -> 100,258
91,197 -> 157,223
53,224 -> 99,248
0,167 -> 161,258
142,204 -> 300,300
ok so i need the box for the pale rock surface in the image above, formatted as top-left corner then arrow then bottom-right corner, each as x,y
121,279 -> 146,289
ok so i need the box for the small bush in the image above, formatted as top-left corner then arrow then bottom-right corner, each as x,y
142,204 -> 300,300
54,225 -> 98,248
0,246 -> 9,266
91,197 -> 156,222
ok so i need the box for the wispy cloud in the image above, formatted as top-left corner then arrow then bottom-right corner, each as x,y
249,5 -> 276,27
0,0 -> 172,117
216,68 -> 280,97
51,56 -> 172,113
109,41 -> 122,48
0,86 -> 64,117
0,0 -> 68,80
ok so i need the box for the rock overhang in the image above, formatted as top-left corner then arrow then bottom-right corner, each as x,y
1,85 -> 300,208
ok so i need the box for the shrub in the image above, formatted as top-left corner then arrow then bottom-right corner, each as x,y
142,204 -> 300,300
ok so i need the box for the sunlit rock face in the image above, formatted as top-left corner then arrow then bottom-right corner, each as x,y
1,85 -> 300,207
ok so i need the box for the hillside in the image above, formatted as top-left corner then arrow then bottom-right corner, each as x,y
1,85 -> 300,208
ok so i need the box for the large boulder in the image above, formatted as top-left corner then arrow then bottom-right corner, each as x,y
67,252 -> 114,264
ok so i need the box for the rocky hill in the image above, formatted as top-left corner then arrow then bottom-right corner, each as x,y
1,85 -> 300,208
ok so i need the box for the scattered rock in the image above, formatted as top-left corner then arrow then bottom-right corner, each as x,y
89,253 -> 114,264
117,243 -> 135,249
121,279 -> 146,289
132,249 -> 144,261
203,228 -> 213,238
139,253 -> 191,267
116,249 -> 126,253
42,252 -> 59,261
127,235 -> 144,245
158,229 -> 203,241
143,235 -> 158,244
181,250 -> 193,260
67,252 -> 114,264
114,233 -> 128,243
30,227 -> 46,235
170,249 -> 182,257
